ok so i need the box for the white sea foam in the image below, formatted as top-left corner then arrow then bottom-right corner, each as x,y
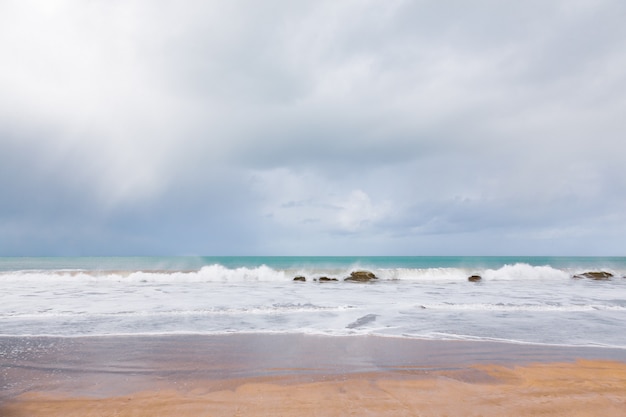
2,258 -> 625,348
0,262 -> 585,283
377,267 -> 468,281
482,263 -> 571,280
1,304 -> 357,319
419,303 -> 626,312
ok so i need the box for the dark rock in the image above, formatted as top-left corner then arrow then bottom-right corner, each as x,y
468,275 -> 482,282
293,276 -> 306,282
345,270 -> 378,282
572,271 -> 613,280
318,276 -> 338,282
346,314 -> 377,329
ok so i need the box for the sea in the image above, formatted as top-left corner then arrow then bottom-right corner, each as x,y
1,256 -> 625,349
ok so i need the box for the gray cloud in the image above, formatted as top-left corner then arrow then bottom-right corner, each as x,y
1,1 -> 625,255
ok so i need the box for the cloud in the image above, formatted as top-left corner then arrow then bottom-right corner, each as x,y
1,0 -> 625,255
251,168 -> 392,235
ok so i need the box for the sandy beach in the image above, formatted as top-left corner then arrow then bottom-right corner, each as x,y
2,334 -> 626,416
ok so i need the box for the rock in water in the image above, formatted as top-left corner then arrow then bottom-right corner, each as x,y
345,270 -> 378,282
572,271 -> 613,280
293,276 -> 306,282
346,314 -> 378,329
468,275 -> 482,282
318,276 -> 338,282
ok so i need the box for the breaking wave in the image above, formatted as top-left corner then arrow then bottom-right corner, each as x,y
1,262 -> 622,283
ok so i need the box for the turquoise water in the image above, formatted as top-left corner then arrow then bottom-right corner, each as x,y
1,256 -> 625,347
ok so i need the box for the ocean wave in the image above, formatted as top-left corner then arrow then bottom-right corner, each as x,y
377,263 -> 572,281
0,262 -> 623,283
0,303 -> 357,319
1,330 -> 624,350
416,303 -> 626,312
0,265 -> 288,283
406,332 -> 626,349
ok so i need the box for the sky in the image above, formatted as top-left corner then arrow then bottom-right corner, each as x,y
1,0 -> 626,256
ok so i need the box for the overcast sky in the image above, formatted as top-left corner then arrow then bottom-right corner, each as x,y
1,0 -> 625,256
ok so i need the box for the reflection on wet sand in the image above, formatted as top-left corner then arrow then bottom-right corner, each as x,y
2,335 -> 626,416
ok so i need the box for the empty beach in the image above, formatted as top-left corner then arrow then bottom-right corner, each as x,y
2,334 -> 626,416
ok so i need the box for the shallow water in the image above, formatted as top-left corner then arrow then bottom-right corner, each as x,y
1,257 -> 625,347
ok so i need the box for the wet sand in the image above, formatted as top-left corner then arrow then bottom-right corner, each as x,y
2,334 -> 626,416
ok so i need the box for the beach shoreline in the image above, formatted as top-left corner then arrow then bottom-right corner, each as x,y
2,334 -> 626,416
